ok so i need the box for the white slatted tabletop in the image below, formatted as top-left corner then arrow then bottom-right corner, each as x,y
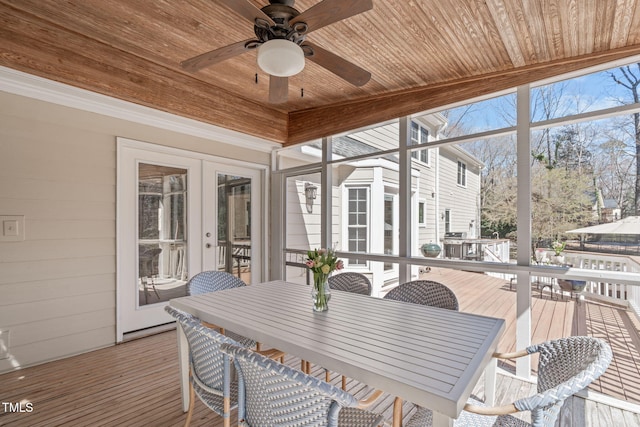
170,280 -> 505,425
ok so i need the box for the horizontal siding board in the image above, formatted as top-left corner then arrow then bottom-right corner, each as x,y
0,238 -> 114,263
0,177 -> 115,202
21,219 -> 115,240
0,327 -> 114,372
0,255 -> 114,284
7,308 -> 114,347
0,274 -> 114,305
0,198 -> 114,220
0,290 -> 115,326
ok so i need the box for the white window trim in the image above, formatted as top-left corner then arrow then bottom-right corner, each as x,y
418,199 -> 427,227
457,159 -> 467,188
410,121 -> 431,166
342,185 -> 370,269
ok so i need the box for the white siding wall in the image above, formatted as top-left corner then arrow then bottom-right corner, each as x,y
437,148 -> 481,239
0,91 -> 270,373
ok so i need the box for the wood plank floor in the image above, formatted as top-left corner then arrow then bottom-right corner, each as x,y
2,269 -> 640,426
2,329 -> 639,427
422,267 -> 640,405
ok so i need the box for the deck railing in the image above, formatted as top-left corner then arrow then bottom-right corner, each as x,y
560,251 -> 640,311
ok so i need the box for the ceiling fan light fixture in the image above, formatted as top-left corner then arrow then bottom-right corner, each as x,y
257,39 -> 305,77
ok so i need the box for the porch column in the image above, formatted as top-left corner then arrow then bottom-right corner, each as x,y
398,116 -> 412,283
321,136 -> 333,249
516,84 -> 532,379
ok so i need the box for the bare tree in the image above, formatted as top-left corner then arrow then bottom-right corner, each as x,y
608,63 -> 640,215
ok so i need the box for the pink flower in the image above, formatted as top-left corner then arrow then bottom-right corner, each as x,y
336,260 -> 344,270
305,260 -> 314,268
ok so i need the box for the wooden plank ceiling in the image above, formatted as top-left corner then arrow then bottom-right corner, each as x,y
1,0 -> 640,146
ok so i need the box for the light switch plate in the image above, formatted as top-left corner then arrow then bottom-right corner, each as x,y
0,329 -> 9,360
0,215 -> 25,241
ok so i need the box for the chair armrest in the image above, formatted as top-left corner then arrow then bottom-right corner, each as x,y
492,349 -> 529,359
463,402 -> 519,415
357,389 -> 384,408
257,348 -> 286,360
201,321 -> 224,334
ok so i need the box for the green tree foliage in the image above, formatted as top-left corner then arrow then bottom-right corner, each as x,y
531,166 -> 593,243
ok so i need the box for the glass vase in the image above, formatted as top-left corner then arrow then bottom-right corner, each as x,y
312,273 -> 331,311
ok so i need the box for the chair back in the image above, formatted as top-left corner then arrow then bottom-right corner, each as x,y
384,280 -> 459,311
220,342 -> 360,427
187,270 -> 246,295
516,336 -> 612,427
165,306 -> 239,399
328,272 -> 372,295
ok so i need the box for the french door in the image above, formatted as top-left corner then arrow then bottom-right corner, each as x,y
117,140 -> 264,340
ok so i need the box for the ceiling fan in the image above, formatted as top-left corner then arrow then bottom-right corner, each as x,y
180,0 -> 373,103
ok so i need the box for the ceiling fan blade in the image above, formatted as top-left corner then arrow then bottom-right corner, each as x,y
218,0 -> 275,26
304,41 -> 371,86
181,39 -> 254,72
269,76 -> 288,103
290,0 -> 372,33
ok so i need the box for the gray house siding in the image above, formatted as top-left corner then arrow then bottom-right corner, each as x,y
0,90 -> 271,373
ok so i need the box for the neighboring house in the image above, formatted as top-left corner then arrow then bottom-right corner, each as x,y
601,199 -> 622,223
593,188 -> 622,223
282,114 -> 483,296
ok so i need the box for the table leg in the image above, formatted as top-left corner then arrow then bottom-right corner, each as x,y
431,411 -> 454,427
484,357 -> 497,406
393,397 -> 402,427
177,324 -> 190,412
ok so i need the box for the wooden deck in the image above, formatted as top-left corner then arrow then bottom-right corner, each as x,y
2,270 -> 640,426
422,267 -> 640,405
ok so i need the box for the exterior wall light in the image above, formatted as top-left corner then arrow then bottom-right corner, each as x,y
304,182 -> 317,213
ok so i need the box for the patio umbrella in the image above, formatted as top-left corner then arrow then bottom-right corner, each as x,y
566,216 -> 640,235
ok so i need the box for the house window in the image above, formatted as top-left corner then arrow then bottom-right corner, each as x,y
384,194 -> 394,270
348,188 -> 367,266
444,209 -> 451,233
418,200 -> 426,227
410,122 -> 429,164
457,160 -> 467,187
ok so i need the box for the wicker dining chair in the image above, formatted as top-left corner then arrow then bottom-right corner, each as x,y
323,272 -> 373,389
165,305 -> 241,427
186,270 -> 284,360
383,280 -> 459,311
186,271 -> 257,348
405,336 -> 613,427
383,280 -> 459,424
220,342 -> 385,427
328,272 -> 373,296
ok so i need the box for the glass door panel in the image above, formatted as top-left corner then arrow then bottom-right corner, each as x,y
217,173 -> 252,283
137,163 -> 189,306
202,162 -> 262,285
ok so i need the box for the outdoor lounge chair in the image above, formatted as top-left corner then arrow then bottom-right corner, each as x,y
164,305 -> 241,427
220,342 -> 385,427
383,280 -> 459,311
405,336 -> 613,427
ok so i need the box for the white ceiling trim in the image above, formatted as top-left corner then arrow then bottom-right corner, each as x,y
0,66 -> 280,153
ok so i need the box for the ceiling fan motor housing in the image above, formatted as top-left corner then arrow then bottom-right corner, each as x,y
256,2 -> 306,45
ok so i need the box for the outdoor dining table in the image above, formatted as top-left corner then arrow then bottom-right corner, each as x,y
169,280 -> 505,427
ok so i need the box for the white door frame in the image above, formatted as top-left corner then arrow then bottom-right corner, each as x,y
116,138 -> 268,341
202,161 -> 264,283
